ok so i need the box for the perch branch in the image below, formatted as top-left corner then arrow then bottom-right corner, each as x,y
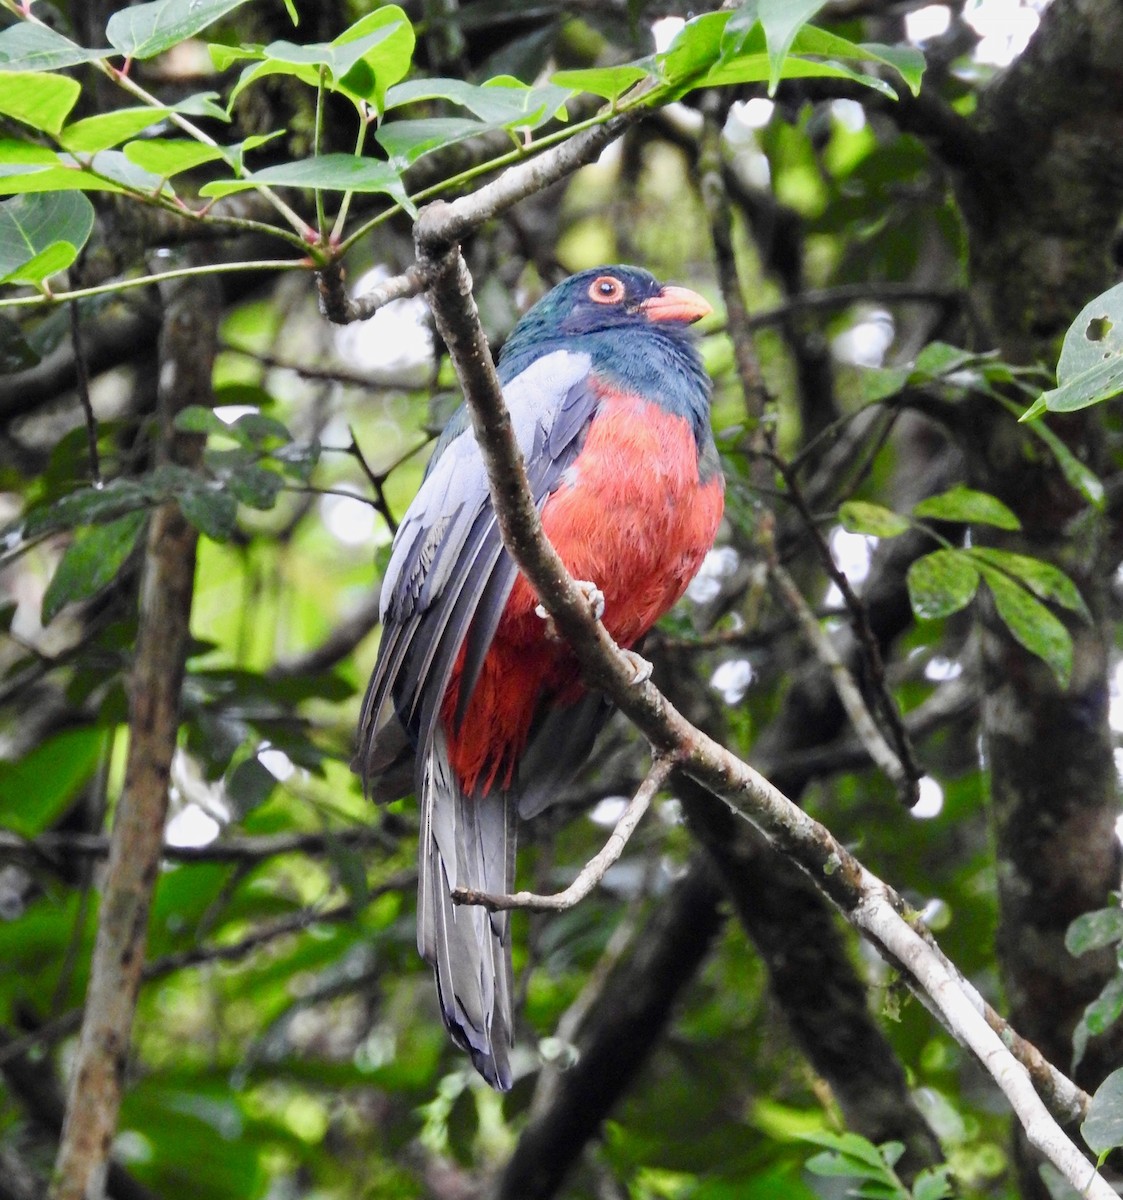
413,224 -> 1108,1199
452,754 -> 675,912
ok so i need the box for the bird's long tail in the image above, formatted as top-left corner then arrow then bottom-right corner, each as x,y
417,729 -> 515,1090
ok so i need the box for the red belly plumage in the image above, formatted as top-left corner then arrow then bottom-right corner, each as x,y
440,389 -> 724,794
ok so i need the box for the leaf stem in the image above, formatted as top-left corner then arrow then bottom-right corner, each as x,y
0,260 -> 307,310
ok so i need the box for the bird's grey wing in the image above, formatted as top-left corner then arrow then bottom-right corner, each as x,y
357,349 -> 600,792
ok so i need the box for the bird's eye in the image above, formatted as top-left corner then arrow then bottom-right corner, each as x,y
588,276 -> 625,304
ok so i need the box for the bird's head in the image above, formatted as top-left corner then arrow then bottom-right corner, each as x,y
500,265 -> 712,367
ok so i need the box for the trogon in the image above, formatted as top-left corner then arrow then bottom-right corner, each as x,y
357,265 -> 724,1089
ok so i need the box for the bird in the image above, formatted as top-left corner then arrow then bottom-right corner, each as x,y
356,265 -> 724,1089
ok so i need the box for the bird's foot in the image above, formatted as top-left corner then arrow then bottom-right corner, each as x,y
619,648 -> 653,686
535,580 -> 605,642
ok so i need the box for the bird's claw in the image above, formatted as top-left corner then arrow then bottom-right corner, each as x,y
535,580 -> 605,642
619,649 -> 653,686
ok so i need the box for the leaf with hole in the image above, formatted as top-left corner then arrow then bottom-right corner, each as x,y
42,511 -> 146,623
0,192 -> 95,285
912,486 -> 1021,530
1024,282 -> 1123,418
106,0 -> 252,60
907,550 -> 979,620
838,501 -> 909,538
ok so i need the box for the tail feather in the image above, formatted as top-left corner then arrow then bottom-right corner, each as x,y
418,731 -> 515,1090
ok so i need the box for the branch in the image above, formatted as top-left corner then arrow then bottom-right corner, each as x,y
48,271 -> 220,1200
0,826 -> 395,868
413,230 -> 1109,1198
320,110 -> 639,325
770,559 -> 914,799
453,754 -> 674,912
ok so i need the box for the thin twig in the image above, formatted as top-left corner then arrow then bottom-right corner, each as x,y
347,426 -> 399,534
0,826 -> 396,867
770,559 -> 912,797
453,755 -> 675,913
771,450 -> 923,805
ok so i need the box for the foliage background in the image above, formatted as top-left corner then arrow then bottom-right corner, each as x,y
2,0 -> 1123,1198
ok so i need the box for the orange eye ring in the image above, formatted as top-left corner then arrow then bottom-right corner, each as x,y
588,275 -> 625,304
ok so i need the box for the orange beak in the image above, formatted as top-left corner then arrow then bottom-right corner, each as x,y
639,284 -> 712,325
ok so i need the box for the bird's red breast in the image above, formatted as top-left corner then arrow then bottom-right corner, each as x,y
440,384 -> 725,795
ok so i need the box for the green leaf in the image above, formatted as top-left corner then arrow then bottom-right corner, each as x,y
385,76 -> 567,129
1037,355 -> 1123,415
967,548 -> 1089,619
0,314 -> 39,373
59,97 -> 227,154
747,0 -> 829,94
910,341 -> 977,379
551,64 -> 650,101
977,563 -> 1073,688
0,192 -> 95,284
106,0 -> 252,61
1022,416 -> 1105,508
375,117 -> 492,170
178,487 -> 238,540
912,486 -> 1021,530
22,479 -> 150,536
42,511 -> 146,623
122,138 -> 225,177
60,107 -> 177,154
1075,976 -> 1123,1071
0,71 -> 80,135
0,22 -> 111,70
0,726 -> 108,836
0,149 -> 169,197
661,12 -> 729,92
333,6 -> 414,112
907,549 -> 980,620
838,501 -> 909,538
1018,394 -> 1048,422
913,1167 -> 955,1200
1067,908 -> 1123,957
225,756 -> 277,815
1028,281 -> 1123,415
199,154 -> 409,210
1084,1067 -> 1123,1156
227,466 -> 284,509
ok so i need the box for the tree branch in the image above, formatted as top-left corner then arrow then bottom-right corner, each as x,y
453,753 -> 675,912
48,270 -> 220,1200
413,226 -> 1109,1197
